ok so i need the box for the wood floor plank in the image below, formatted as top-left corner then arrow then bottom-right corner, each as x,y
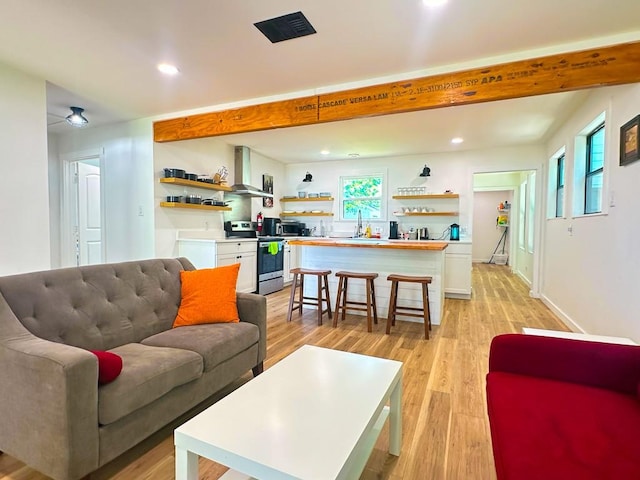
0,264 -> 568,480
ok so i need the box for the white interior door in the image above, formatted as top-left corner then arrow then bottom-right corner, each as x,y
77,161 -> 102,265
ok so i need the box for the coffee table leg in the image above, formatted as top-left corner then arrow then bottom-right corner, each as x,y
175,446 -> 199,480
389,376 -> 402,456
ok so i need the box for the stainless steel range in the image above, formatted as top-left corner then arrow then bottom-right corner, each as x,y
256,236 -> 285,295
224,221 -> 284,295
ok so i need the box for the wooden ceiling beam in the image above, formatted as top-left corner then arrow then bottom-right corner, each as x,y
154,41 -> 640,142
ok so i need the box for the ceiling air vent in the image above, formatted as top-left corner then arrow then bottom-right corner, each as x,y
254,11 -> 317,43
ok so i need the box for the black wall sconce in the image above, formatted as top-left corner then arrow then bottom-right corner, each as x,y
419,165 -> 431,177
302,171 -> 313,182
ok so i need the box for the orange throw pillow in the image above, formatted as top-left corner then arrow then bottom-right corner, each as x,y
173,263 -> 240,328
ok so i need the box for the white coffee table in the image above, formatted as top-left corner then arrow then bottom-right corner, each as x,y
174,345 -> 403,480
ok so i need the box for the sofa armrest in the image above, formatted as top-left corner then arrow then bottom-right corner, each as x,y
489,333 -> 640,395
0,296 -> 99,480
236,292 -> 267,363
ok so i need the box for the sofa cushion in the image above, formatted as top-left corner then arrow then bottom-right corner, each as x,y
142,322 -> 259,372
0,258 -> 195,351
90,350 -> 123,385
487,371 -> 640,480
173,264 -> 240,328
97,343 -> 203,425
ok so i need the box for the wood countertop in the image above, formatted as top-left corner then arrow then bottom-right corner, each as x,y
288,239 -> 448,251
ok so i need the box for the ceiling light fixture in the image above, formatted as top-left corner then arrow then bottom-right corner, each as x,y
422,0 -> 448,6
451,137 -> 464,144
65,107 -> 89,127
320,149 -> 330,155
157,63 -> 180,75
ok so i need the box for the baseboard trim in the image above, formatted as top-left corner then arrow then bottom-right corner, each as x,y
539,294 -> 585,333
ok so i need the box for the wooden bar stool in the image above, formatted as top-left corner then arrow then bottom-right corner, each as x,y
333,271 -> 379,332
386,274 -> 432,339
287,268 -> 333,326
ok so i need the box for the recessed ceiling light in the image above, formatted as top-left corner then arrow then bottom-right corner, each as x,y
451,137 -> 464,144
423,0 -> 448,6
320,149 -> 330,155
157,63 -> 180,75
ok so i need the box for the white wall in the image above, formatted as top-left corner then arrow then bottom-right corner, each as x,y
47,133 -> 62,268
56,119 -> 155,264
542,84 -> 640,339
153,138 -> 285,258
283,146 -> 545,240
0,62 -> 51,275
472,190 -> 512,263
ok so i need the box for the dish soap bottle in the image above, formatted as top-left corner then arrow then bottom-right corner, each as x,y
365,223 -> 372,238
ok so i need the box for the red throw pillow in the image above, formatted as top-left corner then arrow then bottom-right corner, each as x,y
90,350 -> 123,385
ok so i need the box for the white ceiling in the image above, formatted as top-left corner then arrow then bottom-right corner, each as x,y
1,0 -> 639,162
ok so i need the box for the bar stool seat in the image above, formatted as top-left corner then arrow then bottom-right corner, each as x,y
287,268 -> 332,326
334,271 -> 379,332
386,273 -> 432,339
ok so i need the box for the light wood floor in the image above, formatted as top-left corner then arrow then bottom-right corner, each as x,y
0,263 -> 568,480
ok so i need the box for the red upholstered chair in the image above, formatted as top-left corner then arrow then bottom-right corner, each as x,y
486,333 -> 640,480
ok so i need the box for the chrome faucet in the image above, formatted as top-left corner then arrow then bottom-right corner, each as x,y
356,209 -> 363,238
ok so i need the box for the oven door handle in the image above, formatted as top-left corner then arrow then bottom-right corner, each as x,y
258,242 -> 284,248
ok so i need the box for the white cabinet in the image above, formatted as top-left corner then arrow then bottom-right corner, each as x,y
444,242 -> 472,299
216,242 -> 257,294
178,239 -> 257,294
283,240 -> 300,284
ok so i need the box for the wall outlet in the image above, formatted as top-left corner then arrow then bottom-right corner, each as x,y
567,224 -> 573,236
609,191 -> 616,207
138,205 -> 144,216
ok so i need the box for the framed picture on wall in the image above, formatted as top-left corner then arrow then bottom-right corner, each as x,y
620,115 -> 640,166
262,174 -> 274,207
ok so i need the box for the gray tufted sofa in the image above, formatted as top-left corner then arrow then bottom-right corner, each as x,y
0,257 -> 266,480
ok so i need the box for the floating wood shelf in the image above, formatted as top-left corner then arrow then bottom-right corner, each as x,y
391,194 -> 459,199
394,211 -> 459,217
160,202 -> 231,211
280,197 -> 334,202
160,178 -> 232,191
280,212 -> 334,217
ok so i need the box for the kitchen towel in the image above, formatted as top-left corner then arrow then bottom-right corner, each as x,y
268,242 -> 278,255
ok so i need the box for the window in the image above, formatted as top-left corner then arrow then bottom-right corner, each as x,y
556,154 -> 565,218
527,172 -> 535,253
518,181 -> 526,250
339,173 -> 385,221
584,122 -> 604,214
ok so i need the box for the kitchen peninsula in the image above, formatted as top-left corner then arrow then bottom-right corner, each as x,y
288,239 -> 448,325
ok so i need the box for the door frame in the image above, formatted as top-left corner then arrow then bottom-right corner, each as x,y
472,167 -> 542,298
60,148 -> 106,266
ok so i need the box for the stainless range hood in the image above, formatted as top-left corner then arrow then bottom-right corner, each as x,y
231,146 -> 273,198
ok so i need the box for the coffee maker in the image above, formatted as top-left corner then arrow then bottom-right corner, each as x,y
389,221 -> 399,239
261,217 -> 281,236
